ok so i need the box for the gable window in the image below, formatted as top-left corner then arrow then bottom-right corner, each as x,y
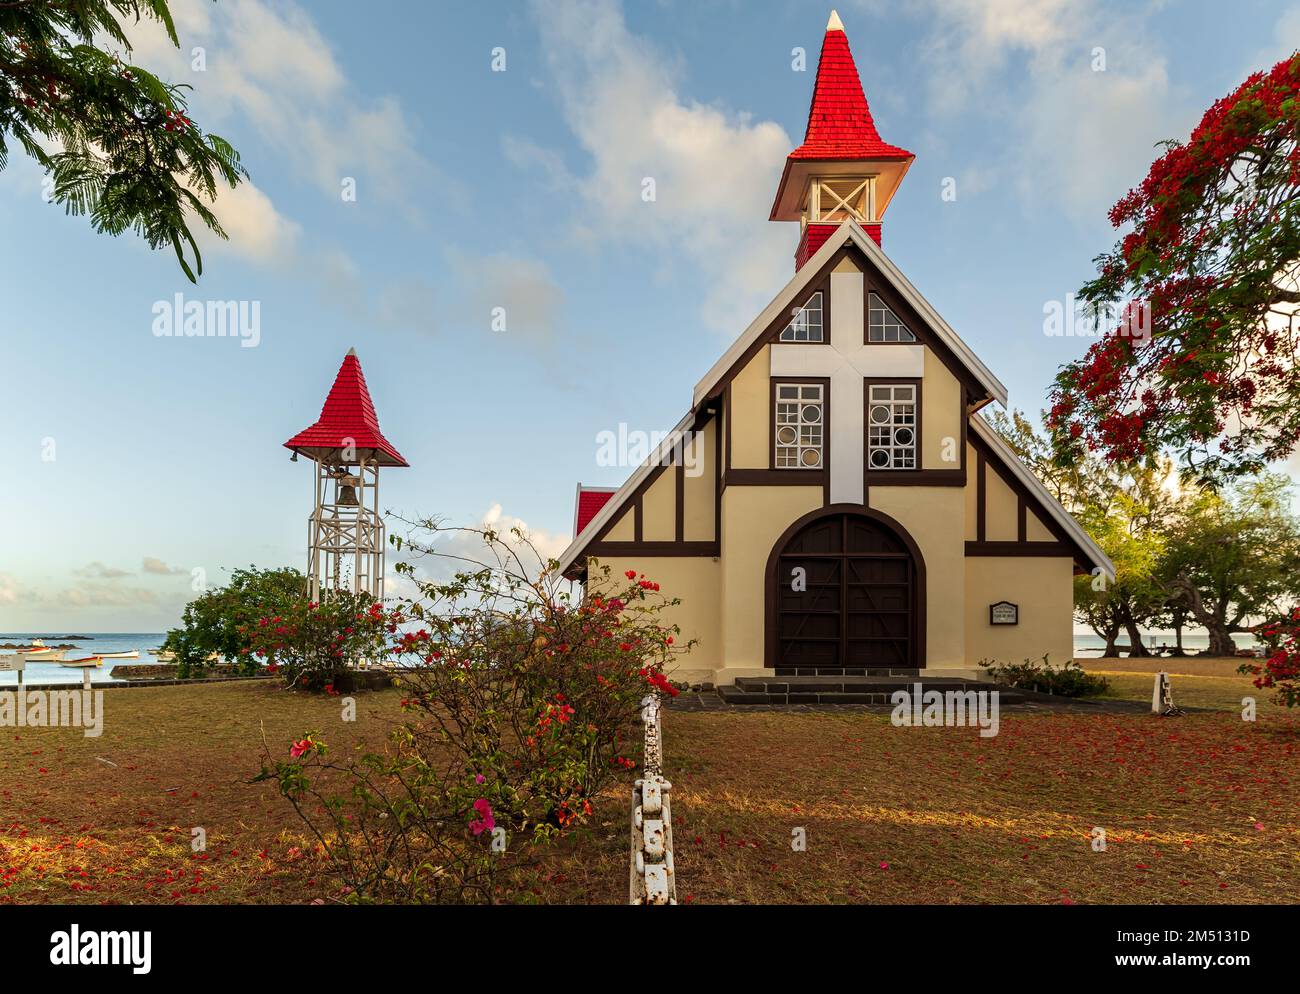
775,383 -> 824,468
868,293 -> 917,342
867,384 -> 917,470
779,291 -> 824,342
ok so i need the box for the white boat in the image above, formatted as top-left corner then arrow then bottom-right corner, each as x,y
17,644 -> 67,661
60,656 -> 104,669
96,649 -> 140,660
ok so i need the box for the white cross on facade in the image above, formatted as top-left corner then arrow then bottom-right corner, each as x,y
769,269 -> 924,505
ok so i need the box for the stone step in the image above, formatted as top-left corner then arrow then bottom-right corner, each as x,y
774,667 -> 920,678
735,675 -> 991,694
718,680 -> 1025,707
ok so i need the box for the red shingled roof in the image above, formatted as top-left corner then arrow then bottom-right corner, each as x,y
284,349 -> 408,467
574,487 -> 616,536
788,16 -> 912,162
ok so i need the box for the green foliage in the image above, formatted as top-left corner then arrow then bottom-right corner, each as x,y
1162,474 -> 1300,654
255,522 -> 694,904
243,591 -> 389,693
0,1 -> 247,279
162,566 -> 304,677
980,655 -> 1110,698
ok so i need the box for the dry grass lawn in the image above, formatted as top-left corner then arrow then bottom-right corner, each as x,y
2,661 -> 1296,905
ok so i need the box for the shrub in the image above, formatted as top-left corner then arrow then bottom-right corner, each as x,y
1239,606 -> 1300,708
255,522 -> 694,904
242,589 -> 389,693
162,567 -> 304,677
979,655 -> 1109,697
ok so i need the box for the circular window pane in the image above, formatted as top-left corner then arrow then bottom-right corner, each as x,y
870,405 -> 891,424
870,449 -> 890,468
777,426 -> 797,445
801,448 -> 821,468
894,427 -> 914,446
801,404 -> 821,424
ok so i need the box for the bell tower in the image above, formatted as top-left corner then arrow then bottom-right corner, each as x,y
284,348 -> 409,602
770,10 -> 914,269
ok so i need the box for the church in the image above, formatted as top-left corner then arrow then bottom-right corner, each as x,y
557,11 -> 1113,693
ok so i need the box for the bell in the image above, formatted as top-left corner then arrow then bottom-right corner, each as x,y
336,475 -> 361,506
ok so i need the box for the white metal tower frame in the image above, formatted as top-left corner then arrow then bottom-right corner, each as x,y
305,456 -> 386,603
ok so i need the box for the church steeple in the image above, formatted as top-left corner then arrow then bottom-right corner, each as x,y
771,10 -> 914,269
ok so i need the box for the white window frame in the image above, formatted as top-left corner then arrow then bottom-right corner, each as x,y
868,292 -> 917,342
867,383 -> 918,471
774,382 -> 825,469
779,291 -> 824,343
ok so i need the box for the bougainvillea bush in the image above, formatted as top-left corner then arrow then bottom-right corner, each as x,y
1239,606 -> 1300,707
242,590 -> 388,693
256,522 -> 693,904
1048,53 -> 1300,480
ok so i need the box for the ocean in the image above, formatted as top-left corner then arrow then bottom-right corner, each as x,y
0,628 -> 1263,686
0,633 -> 168,685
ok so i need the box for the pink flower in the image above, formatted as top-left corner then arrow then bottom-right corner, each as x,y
475,774 -> 486,785
289,738 -> 312,758
469,798 -> 495,836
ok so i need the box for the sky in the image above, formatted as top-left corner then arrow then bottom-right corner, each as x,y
1,0 -> 1298,632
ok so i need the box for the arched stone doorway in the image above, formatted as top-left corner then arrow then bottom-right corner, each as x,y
765,506 -> 925,671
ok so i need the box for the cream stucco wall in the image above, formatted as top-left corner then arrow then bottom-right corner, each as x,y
921,350 -> 963,470
984,464 -> 1019,541
720,485 -> 824,676
587,555 -> 722,686
604,505 -> 635,541
964,557 -> 1075,668
730,345 -> 771,469
640,467 -> 675,541
682,419 -> 716,541
867,486 -> 968,670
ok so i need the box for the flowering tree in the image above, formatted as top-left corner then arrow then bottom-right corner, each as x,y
1048,54 -> 1300,481
256,521 -> 694,903
162,566 -> 305,678
1240,606 -> 1300,707
0,1 -> 247,280
1237,605 -> 1300,706
242,591 -> 389,693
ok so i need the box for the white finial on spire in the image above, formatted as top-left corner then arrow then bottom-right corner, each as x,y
827,9 -> 844,31
346,346 -> 357,356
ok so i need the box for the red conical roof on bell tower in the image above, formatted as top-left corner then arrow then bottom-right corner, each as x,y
284,348 -> 408,467
789,10 -> 913,162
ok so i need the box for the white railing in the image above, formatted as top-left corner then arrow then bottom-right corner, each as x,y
629,693 -> 676,905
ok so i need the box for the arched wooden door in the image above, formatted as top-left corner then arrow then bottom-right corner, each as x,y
770,511 -> 920,670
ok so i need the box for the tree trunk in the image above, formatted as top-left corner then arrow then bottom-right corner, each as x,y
1168,574 -> 1235,657
1120,605 -> 1150,657
1171,614 -> 1186,657
1205,623 -> 1237,657
1102,622 -> 1119,658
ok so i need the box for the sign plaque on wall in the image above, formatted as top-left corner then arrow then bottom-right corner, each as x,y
989,601 -> 1019,626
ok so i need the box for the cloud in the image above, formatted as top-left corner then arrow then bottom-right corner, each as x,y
58,583 -> 158,608
125,0 -> 438,239
449,252 -> 564,342
394,504 -> 573,589
522,0 -> 794,332
142,557 -> 188,576
0,573 -> 31,605
196,177 -> 300,264
898,0 -> 1192,219
316,247 -> 564,344
74,562 -> 132,579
